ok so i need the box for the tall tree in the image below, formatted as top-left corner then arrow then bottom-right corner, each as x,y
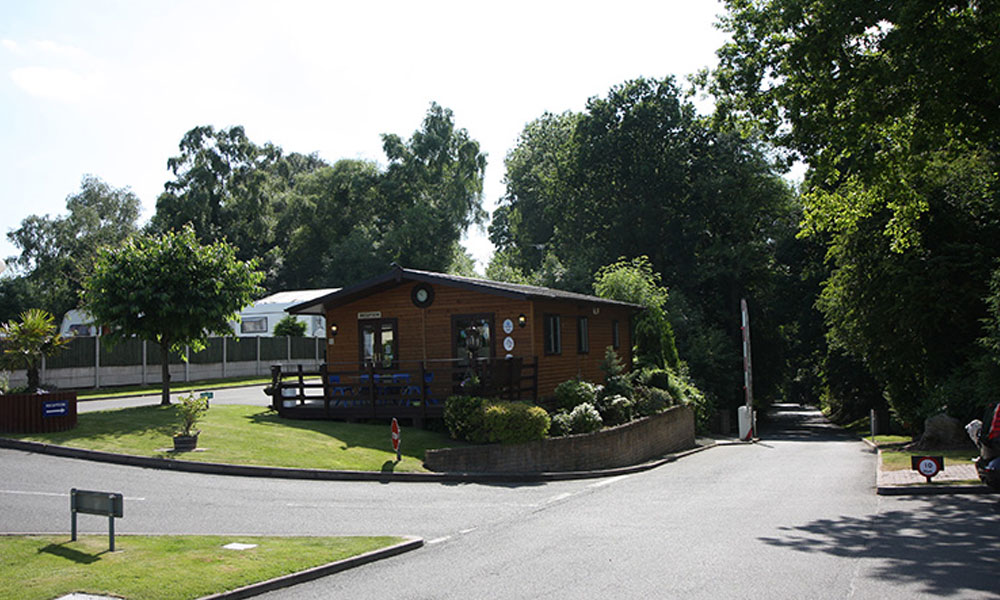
491,77 -> 795,408
712,0 -> 1000,426
81,226 -> 263,405
6,175 -> 141,318
378,103 -> 487,271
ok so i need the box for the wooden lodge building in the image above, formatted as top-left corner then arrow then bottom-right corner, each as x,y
269,266 -> 641,423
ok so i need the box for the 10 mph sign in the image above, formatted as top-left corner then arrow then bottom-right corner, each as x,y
391,418 -> 401,461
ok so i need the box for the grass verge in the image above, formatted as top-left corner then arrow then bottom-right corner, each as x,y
5,404 -> 459,472
0,534 -> 403,600
880,448 -> 979,471
75,376 -> 277,401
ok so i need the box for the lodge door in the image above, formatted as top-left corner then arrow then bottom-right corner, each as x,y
358,318 -> 398,369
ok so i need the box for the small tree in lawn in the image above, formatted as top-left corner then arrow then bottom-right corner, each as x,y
0,308 -> 70,393
81,226 -> 263,405
273,314 -> 306,337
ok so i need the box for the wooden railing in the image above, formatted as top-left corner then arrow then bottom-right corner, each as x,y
268,357 -> 538,424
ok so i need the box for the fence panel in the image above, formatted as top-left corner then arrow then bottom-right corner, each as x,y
190,338 -> 224,364
290,337 -> 317,360
259,337 -> 288,361
46,337 -> 96,369
100,338 -> 144,367
227,337 -> 259,362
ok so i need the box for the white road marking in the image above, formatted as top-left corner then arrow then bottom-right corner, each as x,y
459,527 -> 477,534
428,536 -> 451,545
588,475 -> 630,488
546,492 -> 573,504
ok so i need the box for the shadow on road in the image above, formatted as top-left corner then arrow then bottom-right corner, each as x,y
759,494 -> 1000,597
759,403 -> 858,443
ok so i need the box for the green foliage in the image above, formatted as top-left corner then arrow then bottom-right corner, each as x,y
492,77 -> 796,410
444,396 -> 488,443
548,411 -> 573,437
600,347 -> 633,399
593,256 -> 669,308
633,386 -> 675,418
445,396 -> 549,444
176,392 -> 209,437
594,257 -> 679,370
5,176 -> 140,318
273,315 -> 306,337
595,394 -> 634,427
150,106 -> 485,293
482,402 -> 550,444
635,368 -> 671,391
553,378 -> 600,412
711,0 -> 1000,429
0,309 -> 70,392
81,225 -> 264,405
567,402 -> 603,434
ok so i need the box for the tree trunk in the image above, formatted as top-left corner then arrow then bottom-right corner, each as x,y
160,339 -> 171,406
26,365 -> 40,393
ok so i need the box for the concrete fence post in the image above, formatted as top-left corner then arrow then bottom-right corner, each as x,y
95,336 -> 101,389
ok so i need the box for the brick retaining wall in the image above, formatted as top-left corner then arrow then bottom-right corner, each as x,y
424,404 -> 695,473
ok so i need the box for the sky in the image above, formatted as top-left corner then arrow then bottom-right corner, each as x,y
0,0 -> 729,275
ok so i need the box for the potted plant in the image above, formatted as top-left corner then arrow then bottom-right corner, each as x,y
173,392 -> 209,451
0,309 -> 76,433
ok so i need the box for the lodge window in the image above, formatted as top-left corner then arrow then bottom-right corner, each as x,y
544,314 -> 562,355
241,316 -> 268,334
577,316 -> 589,354
612,319 -> 620,349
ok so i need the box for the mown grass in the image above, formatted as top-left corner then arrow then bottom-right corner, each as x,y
0,534 -> 403,600
75,376 -> 276,401
880,448 -> 979,471
5,404 -> 459,472
841,415 -> 912,446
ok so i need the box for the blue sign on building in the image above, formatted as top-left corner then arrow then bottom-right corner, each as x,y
42,400 -> 69,418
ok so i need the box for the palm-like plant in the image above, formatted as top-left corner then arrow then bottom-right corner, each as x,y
0,309 -> 70,393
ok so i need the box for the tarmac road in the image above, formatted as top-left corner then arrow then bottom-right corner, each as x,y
2,403 -> 998,598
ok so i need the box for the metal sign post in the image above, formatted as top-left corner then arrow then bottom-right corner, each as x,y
71,488 -> 124,552
739,299 -> 755,440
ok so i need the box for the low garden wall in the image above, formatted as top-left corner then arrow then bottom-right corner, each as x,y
424,404 -> 695,473
0,391 -> 77,434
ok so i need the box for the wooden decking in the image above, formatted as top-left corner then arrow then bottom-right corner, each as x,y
269,358 -> 538,425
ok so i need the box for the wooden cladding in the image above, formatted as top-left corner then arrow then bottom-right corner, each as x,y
322,281 -> 633,398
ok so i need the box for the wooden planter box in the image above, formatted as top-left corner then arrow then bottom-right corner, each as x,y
0,391 -> 78,434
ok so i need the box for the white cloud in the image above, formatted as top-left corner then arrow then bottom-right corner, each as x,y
2,39 -> 19,53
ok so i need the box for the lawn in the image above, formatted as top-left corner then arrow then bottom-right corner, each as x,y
5,404 -> 460,472
879,448 -> 979,471
0,534 -> 404,600
75,376 -> 276,401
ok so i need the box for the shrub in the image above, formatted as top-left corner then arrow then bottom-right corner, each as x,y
634,385 -> 674,417
446,396 -> 550,444
549,411 -> 572,437
273,314 -> 307,337
176,392 -> 209,436
635,368 -> 671,391
663,371 -> 713,434
444,396 -> 488,443
483,402 -> 550,443
568,402 -> 603,434
554,379 -> 600,412
596,394 -> 634,426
